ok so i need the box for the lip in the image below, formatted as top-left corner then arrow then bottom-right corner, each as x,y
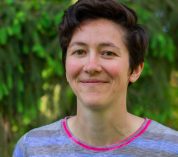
79,80 -> 109,83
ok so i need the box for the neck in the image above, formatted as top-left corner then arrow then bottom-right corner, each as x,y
68,102 -> 144,146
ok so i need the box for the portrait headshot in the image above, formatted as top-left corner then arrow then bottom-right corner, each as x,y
12,0 -> 178,156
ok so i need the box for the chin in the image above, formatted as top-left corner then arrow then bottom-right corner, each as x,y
80,98 -> 109,110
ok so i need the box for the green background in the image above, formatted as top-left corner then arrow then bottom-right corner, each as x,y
0,0 -> 178,156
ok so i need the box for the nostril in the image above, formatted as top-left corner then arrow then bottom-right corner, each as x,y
83,62 -> 102,74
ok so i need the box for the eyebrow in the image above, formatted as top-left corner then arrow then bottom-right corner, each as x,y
69,41 -> 120,50
68,42 -> 87,48
99,42 -> 120,49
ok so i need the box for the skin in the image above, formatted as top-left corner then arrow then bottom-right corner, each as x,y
65,19 -> 144,146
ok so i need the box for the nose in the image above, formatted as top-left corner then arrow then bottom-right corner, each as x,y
83,52 -> 102,75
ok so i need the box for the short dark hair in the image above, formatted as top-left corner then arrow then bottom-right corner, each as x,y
59,0 -> 148,73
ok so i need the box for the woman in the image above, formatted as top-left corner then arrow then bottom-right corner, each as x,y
13,0 -> 178,156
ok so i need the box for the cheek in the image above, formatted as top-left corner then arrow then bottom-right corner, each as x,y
65,58 -> 82,81
103,62 -> 121,77
103,61 -> 130,79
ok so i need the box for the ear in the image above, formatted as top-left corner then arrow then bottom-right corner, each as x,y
129,62 -> 144,83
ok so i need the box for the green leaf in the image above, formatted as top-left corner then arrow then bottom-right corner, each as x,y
54,61 -> 63,76
7,75 -> 13,90
54,12 -> 64,25
23,45 -> 30,54
18,79 -> 24,92
0,83 -> 4,100
7,26 -> 14,36
17,101 -> 23,113
12,23 -> 21,36
0,83 -> 9,99
40,13 -> 51,28
32,44 -> 46,58
18,65 -> 24,74
16,11 -> 26,23
142,61 -> 152,77
5,0 -> 14,5
42,68 -> 53,79
0,28 -> 8,45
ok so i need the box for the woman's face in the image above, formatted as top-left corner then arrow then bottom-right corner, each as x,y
66,19 -> 140,109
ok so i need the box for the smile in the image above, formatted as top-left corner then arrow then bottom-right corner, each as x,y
80,80 -> 109,83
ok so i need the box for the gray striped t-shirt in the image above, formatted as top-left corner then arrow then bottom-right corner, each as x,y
13,118 -> 178,157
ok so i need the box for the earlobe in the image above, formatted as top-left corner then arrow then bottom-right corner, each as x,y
129,63 -> 144,83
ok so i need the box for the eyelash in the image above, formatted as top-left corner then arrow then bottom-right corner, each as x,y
71,50 -> 117,58
72,49 -> 86,56
101,51 -> 117,57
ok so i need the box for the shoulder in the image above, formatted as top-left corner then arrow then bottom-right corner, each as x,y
13,119 -> 64,157
28,119 -> 63,135
135,119 -> 178,156
148,120 -> 178,136
24,119 -> 63,140
144,120 -> 178,151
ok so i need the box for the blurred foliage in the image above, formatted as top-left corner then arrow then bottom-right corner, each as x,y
125,0 -> 178,125
0,0 -> 178,156
0,0 -> 72,156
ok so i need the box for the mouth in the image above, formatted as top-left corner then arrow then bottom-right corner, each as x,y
80,80 -> 109,84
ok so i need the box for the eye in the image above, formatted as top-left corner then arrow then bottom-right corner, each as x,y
101,51 -> 117,57
73,49 -> 86,56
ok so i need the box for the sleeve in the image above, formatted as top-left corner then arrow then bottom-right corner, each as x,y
13,134 -> 27,157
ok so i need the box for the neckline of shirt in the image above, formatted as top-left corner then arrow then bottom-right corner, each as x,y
61,117 -> 152,152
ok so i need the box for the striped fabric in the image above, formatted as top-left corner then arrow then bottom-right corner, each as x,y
13,118 -> 178,157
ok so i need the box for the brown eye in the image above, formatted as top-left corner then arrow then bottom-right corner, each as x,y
73,49 -> 86,56
104,51 -> 113,56
102,51 -> 116,58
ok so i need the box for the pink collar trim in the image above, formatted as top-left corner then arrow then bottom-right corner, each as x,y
62,117 -> 152,152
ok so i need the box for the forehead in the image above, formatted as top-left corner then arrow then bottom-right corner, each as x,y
69,18 -> 127,47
